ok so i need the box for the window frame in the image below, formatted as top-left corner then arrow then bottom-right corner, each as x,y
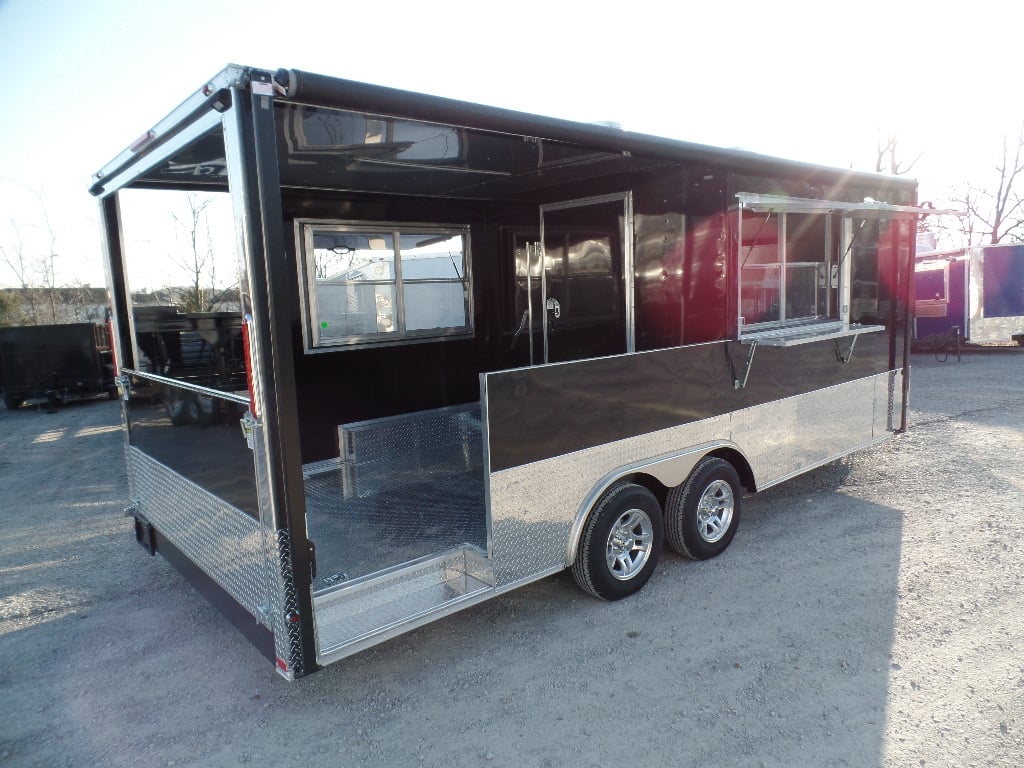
736,208 -> 838,335
295,219 -> 474,352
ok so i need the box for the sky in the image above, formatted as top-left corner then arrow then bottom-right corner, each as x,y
1,0 -> 1021,288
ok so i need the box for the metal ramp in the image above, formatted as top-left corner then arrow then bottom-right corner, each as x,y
313,546 -> 493,663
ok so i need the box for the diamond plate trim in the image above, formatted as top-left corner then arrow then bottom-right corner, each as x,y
274,528 -> 304,679
339,403 -> 481,466
127,446 -> 265,620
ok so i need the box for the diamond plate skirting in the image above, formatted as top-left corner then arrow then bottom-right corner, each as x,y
127,446 -> 267,621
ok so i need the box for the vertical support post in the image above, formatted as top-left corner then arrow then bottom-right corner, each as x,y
623,190 -> 636,354
899,218 -> 915,433
223,75 -> 318,676
98,194 -> 133,372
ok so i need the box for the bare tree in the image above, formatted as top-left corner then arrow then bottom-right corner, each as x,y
37,199 -> 60,323
952,122 -> 1024,245
0,189 -> 104,325
875,133 -> 923,176
168,193 -> 238,312
0,220 -> 38,323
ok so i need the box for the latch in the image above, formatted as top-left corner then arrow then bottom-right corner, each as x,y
239,412 -> 256,450
116,374 -> 131,401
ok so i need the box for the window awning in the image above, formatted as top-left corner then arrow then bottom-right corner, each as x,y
736,193 -> 961,219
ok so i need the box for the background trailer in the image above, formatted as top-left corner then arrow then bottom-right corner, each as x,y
0,322 -> 116,409
969,243 -> 1024,343
913,243 -> 1024,344
91,65 -> 937,679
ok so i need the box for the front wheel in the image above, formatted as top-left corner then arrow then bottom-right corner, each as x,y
572,483 -> 664,601
665,457 -> 742,560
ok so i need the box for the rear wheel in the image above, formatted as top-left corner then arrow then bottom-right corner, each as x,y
165,389 -> 191,426
572,483 -> 664,601
665,457 -> 742,560
188,394 -> 218,426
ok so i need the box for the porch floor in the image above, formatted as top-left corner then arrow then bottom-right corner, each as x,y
302,415 -> 486,590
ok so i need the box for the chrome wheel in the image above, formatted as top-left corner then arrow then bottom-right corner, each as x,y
605,508 -> 654,580
696,480 -> 734,543
665,457 -> 742,560
573,483 -> 664,600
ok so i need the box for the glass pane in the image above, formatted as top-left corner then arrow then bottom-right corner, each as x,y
315,282 -> 396,339
786,213 -> 827,263
917,267 -> 946,301
785,213 -> 827,321
739,211 -> 781,327
851,218 -> 882,324
283,106 -> 460,163
399,233 -> 465,279
739,212 -> 780,267
740,264 -> 781,325
312,232 -> 395,281
785,263 -> 823,320
404,282 -> 468,331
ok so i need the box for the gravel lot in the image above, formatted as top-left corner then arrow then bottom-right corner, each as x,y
1,352 -> 1022,768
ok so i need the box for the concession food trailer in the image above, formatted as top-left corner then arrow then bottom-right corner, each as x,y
91,65 -> 936,679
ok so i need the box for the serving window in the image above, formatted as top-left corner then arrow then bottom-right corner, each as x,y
297,221 -> 473,350
737,209 -> 836,332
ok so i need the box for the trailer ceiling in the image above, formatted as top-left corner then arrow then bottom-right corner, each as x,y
97,65 -> 918,204
125,106 -> 668,201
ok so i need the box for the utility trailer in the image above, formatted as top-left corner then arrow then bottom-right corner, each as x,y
0,322 -> 115,409
91,65 -> 940,679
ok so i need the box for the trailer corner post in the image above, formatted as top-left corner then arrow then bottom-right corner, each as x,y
98,194 -> 133,375
225,73 -> 318,677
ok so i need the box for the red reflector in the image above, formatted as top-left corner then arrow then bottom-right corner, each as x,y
129,130 -> 155,153
241,316 -> 258,418
276,658 -> 288,672
106,319 -> 119,377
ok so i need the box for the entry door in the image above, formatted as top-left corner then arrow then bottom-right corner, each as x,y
539,194 -> 633,364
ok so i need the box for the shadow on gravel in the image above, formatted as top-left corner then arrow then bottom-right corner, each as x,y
243,474 -> 905,768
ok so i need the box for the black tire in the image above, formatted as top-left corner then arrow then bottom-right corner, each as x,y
665,457 -> 742,560
188,394 -> 219,426
165,390 -> 191,426
3,394 -> 24,410
571,483 -> 664,601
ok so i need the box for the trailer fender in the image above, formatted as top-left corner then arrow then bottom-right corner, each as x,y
565,441 -> 754,567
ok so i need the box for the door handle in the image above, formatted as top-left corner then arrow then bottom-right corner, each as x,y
546,297 -> 561,320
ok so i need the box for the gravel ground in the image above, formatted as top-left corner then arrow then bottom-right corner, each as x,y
0,352 -> 1022,768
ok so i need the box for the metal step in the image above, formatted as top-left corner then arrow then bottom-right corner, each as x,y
313,546 -> 494,663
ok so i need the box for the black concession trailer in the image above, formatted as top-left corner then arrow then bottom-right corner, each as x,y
0,322 -> 115,409
91,65 -> 939,679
